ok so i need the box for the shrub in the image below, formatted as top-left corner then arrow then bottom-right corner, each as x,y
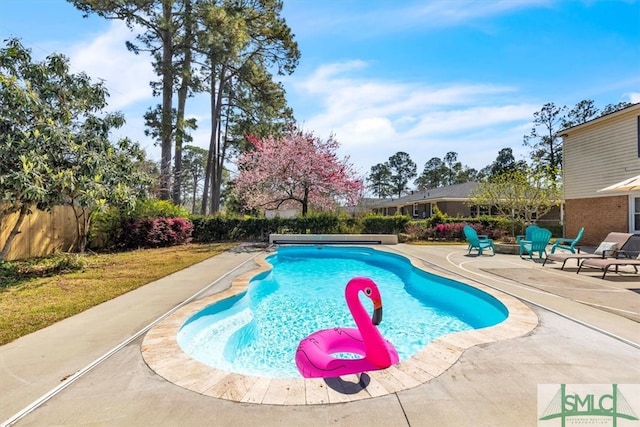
50,253 -> 88,272
362,215 -> 410,234
1,253 -> 86,286
465,222 -> 507,241
120,217 -> 193,249
187,213 -> 521,244
406,216 -> 512,242
289,214 -> 340,234
0,260 -> 19,286
191,216 -> 243,242
404,221 -> 429,241
90,199 -> 191,249
90,207 -> 125,249
337,215 -> 364,234
130,199 -> 190,219
191,214 -> 346,242
429,206 -> 447,227
435,222 -> 466,240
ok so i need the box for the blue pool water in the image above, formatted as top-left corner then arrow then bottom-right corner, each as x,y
177,246 -> 508,378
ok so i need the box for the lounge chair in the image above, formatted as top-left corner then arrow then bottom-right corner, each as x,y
577,252 -> 640,279
463,225 -> 494,256
550,227 -> 584,254
542,232 -> 634,269
519,227 -> 552,260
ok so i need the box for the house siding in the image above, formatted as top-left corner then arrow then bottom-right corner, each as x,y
561,103 -> 640,238
435,201 -> 470,217
563,107 -> 640,200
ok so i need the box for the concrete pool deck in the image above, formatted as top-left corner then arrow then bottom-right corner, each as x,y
1,243 -> 639,426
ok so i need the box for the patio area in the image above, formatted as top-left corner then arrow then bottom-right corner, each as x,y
1,243 -> 638,426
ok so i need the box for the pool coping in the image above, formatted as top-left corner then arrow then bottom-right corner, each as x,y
141,248 -> 538,405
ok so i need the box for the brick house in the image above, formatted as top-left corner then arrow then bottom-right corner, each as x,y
560,102 -> 640,245
370,182 -> 479,218
369,182 -> 562,226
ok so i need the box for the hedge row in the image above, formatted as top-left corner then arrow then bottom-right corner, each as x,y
91,200 -> 561,249
189,214 -> 563,243
189,214 -> 411,243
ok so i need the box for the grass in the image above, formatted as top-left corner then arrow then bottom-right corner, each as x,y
0,243 -> 236,345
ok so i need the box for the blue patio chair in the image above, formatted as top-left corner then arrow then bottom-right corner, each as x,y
550,227 -> 584,254
463,225 -> 495,256
516,225 -> 540,246
519,228 -> 552,260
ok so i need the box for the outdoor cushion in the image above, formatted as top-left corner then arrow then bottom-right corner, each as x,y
594,242 -> 618,255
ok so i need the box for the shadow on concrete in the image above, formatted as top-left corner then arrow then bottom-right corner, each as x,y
324,373 -> 371,394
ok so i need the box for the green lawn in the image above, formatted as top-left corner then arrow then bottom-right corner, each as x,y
0,243 -> 236,345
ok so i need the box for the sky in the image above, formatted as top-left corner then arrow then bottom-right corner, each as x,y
1,0 -> 639,181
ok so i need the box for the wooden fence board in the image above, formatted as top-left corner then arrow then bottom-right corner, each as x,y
0,205 -> 80,261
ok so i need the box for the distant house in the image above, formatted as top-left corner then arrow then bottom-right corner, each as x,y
369,181 -> 562,226
265,208 -> 299,219
370,182 -> 483,218
560,102 -> 640,245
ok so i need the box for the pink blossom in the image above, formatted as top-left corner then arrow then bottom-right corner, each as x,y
234,128 -> 363,215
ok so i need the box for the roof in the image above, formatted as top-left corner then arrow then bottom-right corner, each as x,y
371,182 -> 479,208
558,102 -> 640,136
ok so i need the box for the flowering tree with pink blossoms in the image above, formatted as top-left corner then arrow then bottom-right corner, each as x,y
234,129 -> 363,216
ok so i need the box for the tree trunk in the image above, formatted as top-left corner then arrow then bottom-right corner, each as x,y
210,110 -> 225,214
71,203 -> 83,252
302,186 -> 309,216
201,64 -> 226,214
208,116 -> 220,214
0,204 -> 29,261
158,0 -> 174,201
192,176 -> 198,214
70,203 -> 91,253
172,0 -> 193,206
172,101 -> 185,205
201,69 -> 216,215
210,100 -> 232,214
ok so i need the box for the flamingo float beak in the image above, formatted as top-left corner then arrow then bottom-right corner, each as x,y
371,298 -> 383,325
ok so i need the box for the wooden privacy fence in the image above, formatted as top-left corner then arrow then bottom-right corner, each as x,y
0,205 -> 79,261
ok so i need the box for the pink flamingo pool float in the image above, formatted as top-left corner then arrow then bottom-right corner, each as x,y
295,277 -> 399,378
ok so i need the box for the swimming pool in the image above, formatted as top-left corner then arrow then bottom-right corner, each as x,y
176,246 -> 508,378
141,245 -> 538,404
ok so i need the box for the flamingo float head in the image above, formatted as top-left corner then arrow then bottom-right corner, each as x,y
346,277 -> 383,325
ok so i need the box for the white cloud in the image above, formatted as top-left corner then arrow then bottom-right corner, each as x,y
286,0 -> 554,38
406,104 -> 538,137
393,0 -> 555,28
287,61 -> 537,176
67,21 -> 155,111
629,92 -> 640,103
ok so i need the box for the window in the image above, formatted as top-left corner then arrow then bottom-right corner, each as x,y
470,205 -> 490,217
413,203 -> 418,217
634,197 -> 640,232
